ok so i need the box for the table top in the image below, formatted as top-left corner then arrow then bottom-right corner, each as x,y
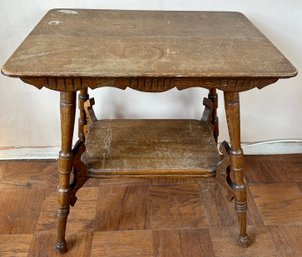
1,9 -> 297,79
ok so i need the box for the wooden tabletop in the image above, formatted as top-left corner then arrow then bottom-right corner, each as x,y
1,9 -> 297,79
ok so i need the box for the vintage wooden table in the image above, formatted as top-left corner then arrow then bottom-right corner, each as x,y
1,9 -> 297,253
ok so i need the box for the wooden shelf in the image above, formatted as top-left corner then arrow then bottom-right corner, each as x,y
82,119 -> 221,178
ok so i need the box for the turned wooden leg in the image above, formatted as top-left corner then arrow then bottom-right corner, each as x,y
224,91 -> 249,247
208,88 -> 219,144
78,88 -> 89,142
55,92 -> 76,253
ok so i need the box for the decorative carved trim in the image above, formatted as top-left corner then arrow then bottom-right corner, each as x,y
174,77 -> 278,91
20,76 -> 279,92
235,201 -> 248,213
21,77 -> 85,91
216,141 -> 235,202
83,98 -> 97,137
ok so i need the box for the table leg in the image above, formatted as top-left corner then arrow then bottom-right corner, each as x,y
208,88 -> 219,144
224,91 -> 249,247
55,91 -> 76,253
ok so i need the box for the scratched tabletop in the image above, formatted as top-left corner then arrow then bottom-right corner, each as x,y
1,9 -> 297,78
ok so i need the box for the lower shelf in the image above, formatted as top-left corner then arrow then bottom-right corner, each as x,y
81,119 -> 221,178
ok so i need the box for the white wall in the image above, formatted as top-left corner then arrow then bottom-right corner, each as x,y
0,0 -> 301,151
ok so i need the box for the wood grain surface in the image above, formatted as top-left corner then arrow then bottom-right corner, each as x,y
153,229 -> 215,257
2,10 -> 296,79
0,234 -> 33,257
28,233 -> 93,257
0,189 -> 45,234
1,156 -> 302,256
95,184 -> 151,231
150,184 -> 208,229
91,230 -> 154,257
249,182 -> 302,225
82,119 -> 220,177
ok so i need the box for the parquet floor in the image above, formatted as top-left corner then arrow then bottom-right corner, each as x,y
0,155 -> 302,256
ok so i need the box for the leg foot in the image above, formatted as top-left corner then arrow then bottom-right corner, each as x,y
239,234 -> 249,248
55,240 -> 67,254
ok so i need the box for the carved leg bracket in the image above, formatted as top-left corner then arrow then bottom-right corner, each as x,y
208,88 -> 219,143
201,97 -> 214,132
69,140 -> 89,207
217,140 -> 249,247
216,141 -> 235,202
83,98 -> 98,136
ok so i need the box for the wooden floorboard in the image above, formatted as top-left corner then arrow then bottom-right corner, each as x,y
153,229 -> 215,257
0,234 -> 33,257
95,184 -> 151,231
91,230 -> 154,257
0,154 -> 302,256
150,184 -> 208,229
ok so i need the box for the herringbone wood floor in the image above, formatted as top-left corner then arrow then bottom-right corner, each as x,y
0,155 -> 302,256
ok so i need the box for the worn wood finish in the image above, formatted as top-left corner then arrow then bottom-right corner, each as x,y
1,8 -> 298,254
82,119 -> 221,178
55,92 -> 76,253
2,10 -> 296,80
224,91 -> 249,247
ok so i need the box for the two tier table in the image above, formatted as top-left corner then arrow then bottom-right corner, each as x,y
1,9 -> 297,253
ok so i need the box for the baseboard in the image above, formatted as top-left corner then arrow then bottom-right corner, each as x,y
0,146 -> 60,160
241,139 -> 302,155
0,140 -> 302,160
